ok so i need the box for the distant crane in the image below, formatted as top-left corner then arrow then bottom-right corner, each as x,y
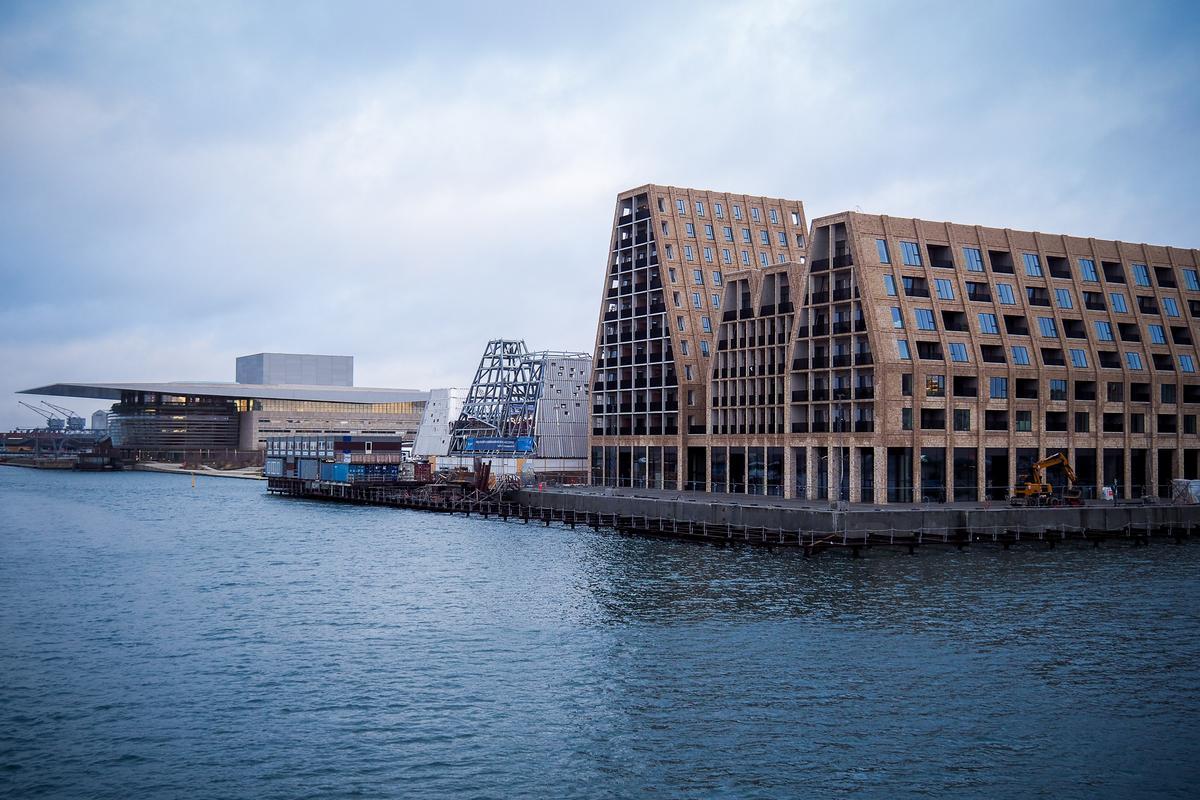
18,400 -> 65,431
40,401 -> 86,431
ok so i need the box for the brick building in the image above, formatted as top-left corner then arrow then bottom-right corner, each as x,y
590,185 -> 1200,503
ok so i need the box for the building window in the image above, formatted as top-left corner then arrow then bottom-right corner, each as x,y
665,245 -> 675,260
934,278 -> 955,300
714,202 -> 724,218
1095,321 -> 1114,341
915,309 -> 936,330
676,199 -> 686,214
1075,412 -> 1090,433
741,228 -> 751,243
990,377 -> 1008,399
954,408 -> 971,431
672,291 -> 681,308
692,269 -> 703,284
1012,345 -> 1031,365
1181,355 -> 1197,373
759,230 -> 769,245
1149,325 -> 1167,344
733,205 -> 743,220
891,307 -> 904,329
703,247 -> 713,263
684,246 -> 694,261
902,407 -> 913,430
927,374 -> 946,396
1130,413 -> 1145,433
704,224 -> 714,240
884,275 -> 897,296
695,201 -> 705,215
1023,253 -> 1043,276
684,365 -> 693,380
691,292 -> 702,309
1184,269 -> 1200,291
1050,379 -> 1068,400
723,226 -> 733,241
1126,352 -> 1143,369
751,207 -> 761,222
722,249 -> 732,264
949,342 -> 969,362
700,340 -> 710,356
996,284 -> 1016,305
685,223 -> 696,237
1038,317 -> 1058,338
769,208 -> 779,224
963,247 -> 983,272
1016,410 -> 1032,432
791,211 -> 801,225
711,294 -> 720,308
1110,293 -> 1128,313
978,313 -> 999,334
778,231 -> 788,247
901,241 -> 922,266
1079,258 -> 1099,281
701,316 -> 712,333
876,239 -> 891,264
796,233 -> 805,248
1164,297 -> 1181,317
741,251 -> 750,266
680,339 -> 689,355
1055,288 -> 1073,309
759,252 -> 769,266
1132,263 -> 1151,286
677,315 -> 685,331
1070,349 -> 1088,368
668,267 -> 677,282
712,271 -> 723,285
897,339 -> 911,359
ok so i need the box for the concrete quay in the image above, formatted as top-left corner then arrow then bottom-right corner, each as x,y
514,485 -> 1200,553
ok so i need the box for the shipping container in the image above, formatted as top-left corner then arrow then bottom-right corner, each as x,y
264,458 -> 285,477
297,458 -> 320,480
319,462 -> 350,482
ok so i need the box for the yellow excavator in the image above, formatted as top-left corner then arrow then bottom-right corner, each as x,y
1009,452 -> 1083,507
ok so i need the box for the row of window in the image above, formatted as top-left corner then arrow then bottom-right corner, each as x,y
677,221 -> 802,249
876,238 -> 1200,290
893,337 -> 1196,372
669,243 -> 795,268
882,275 -> 1187,317
892,304 -> 1185,345
666,197 -> 802,227
899,407 -> 1199,435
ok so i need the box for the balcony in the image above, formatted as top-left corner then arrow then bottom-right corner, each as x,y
832,253 -> 854,268
811,257 -> 830,271
854,420 -> 875,432
792,389 -> 809,402
855,386 -> 875,399
811,291 -> 830,304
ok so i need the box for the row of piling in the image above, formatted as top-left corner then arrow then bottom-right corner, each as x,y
266,477 -> 1195,556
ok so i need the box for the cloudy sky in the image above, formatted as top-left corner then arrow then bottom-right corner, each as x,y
2,0 -> 1198,428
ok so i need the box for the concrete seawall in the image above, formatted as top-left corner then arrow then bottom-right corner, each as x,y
514,487 -> 1200,539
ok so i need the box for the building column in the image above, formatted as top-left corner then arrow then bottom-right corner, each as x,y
848,447 -> 861,503
873,445 -> 887,504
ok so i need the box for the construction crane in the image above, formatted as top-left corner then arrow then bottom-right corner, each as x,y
1010,452 -> 1083,507
18,400 -> 65,431
41,401 -> 86,431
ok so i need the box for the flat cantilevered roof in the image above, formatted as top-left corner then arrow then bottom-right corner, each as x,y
20,381 -> 429,405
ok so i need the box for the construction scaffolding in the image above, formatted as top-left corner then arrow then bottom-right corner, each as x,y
447,339 -> 591,458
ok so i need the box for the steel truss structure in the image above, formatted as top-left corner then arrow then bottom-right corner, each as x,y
448,340 -> 590,456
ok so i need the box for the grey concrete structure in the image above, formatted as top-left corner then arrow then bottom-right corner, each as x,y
236,353 -> 353,387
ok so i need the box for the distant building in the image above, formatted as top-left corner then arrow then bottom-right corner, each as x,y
21,353 -> 426,459
90,410 -> 109,431
235,353 -> 353,386
411,388 -> 468,458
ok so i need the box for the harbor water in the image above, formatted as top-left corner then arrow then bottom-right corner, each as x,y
2,467 -> 1199,798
